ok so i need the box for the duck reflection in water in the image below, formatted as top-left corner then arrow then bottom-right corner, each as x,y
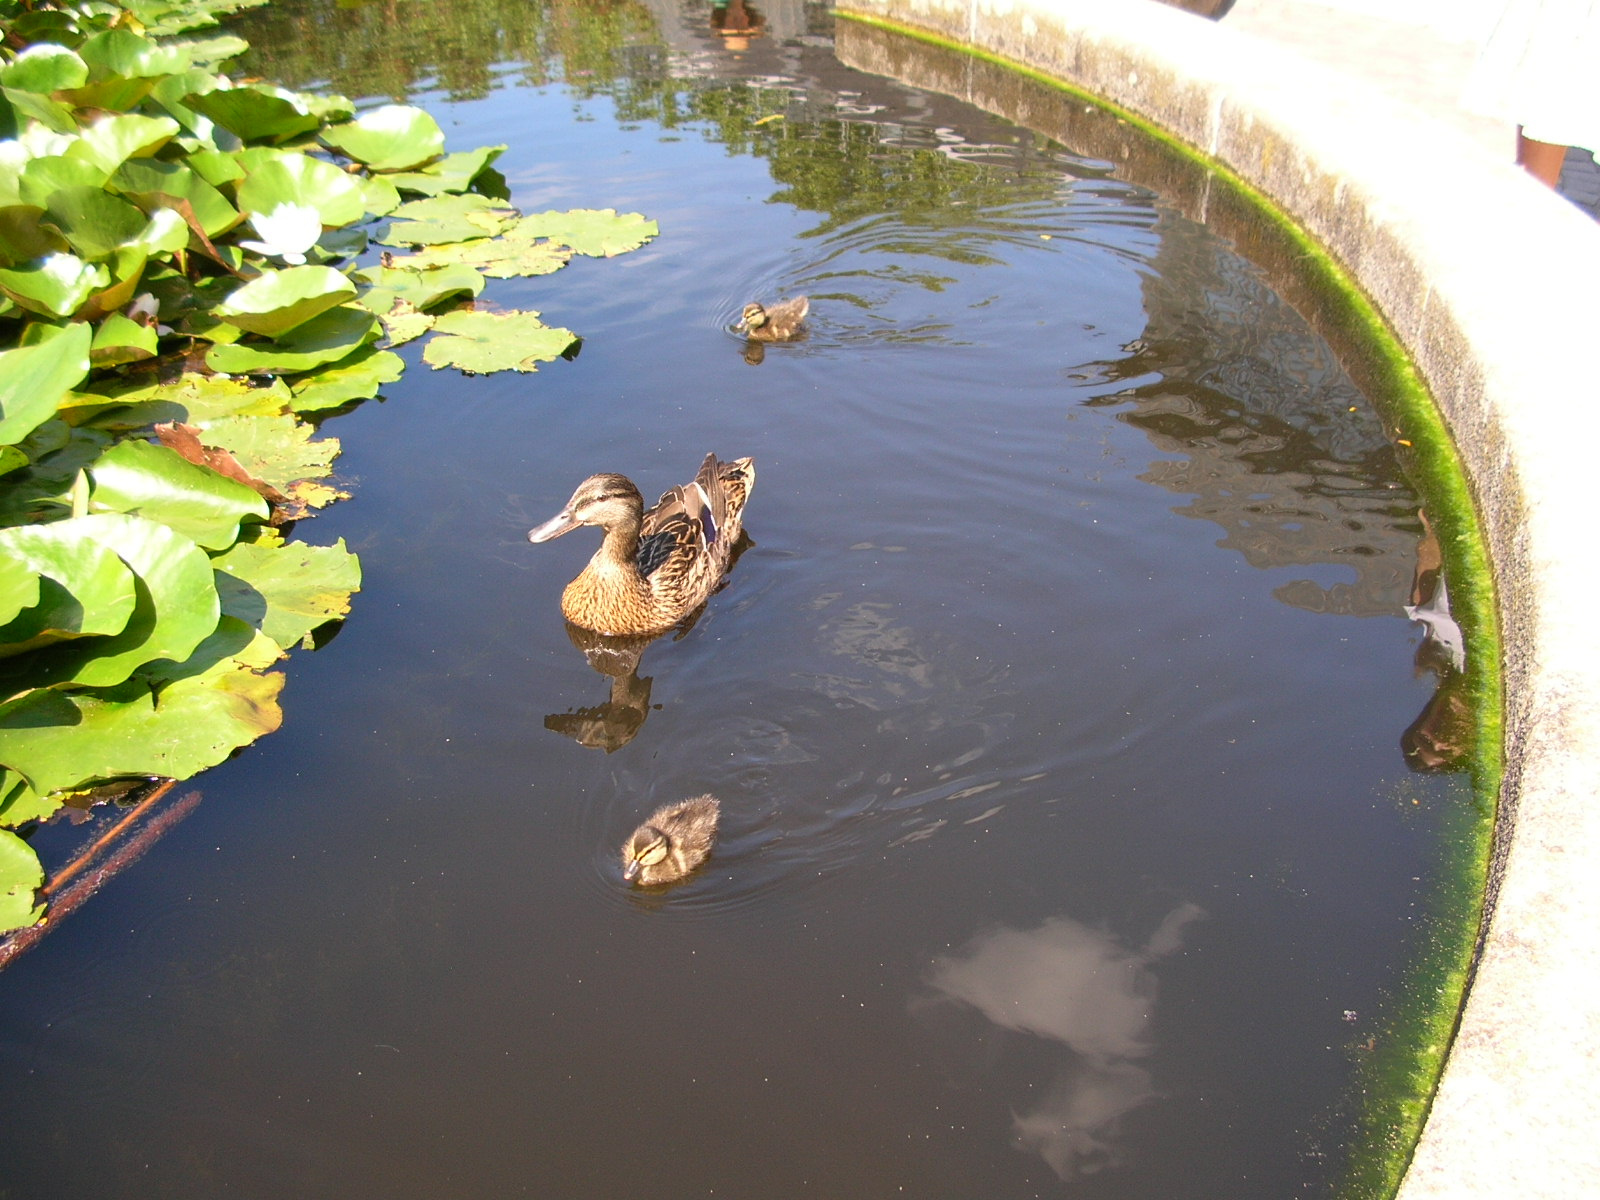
918,903 -> 1204,1181
1401,509 -> 1475,772
539,543 -> 754,753
542,623 -> 659,753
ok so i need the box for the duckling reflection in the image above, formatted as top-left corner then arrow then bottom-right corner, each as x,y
622,794 -> 720,886
918,904 -> 1204,1181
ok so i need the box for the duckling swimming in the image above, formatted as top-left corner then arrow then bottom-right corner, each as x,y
528,453 -> 755,637
622,794 -> 720,885
739,296 -> 809,341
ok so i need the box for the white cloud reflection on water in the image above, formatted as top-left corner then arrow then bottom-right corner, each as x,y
922,902 -> 1205,1180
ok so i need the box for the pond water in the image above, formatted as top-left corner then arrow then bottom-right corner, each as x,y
0,2 -> 1479,1196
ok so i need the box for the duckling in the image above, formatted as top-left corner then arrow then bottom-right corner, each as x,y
739,296 -> 809,341
528,453 -> 755,637
622,794 -> 721,885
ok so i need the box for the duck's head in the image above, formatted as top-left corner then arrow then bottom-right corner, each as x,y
739,302 -> 769,331
622,823 -> 670,883
528,473 -> 644,542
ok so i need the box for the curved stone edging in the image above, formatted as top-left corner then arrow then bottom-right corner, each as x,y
833,2 -> 1600,1196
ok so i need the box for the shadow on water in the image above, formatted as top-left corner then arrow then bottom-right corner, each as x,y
0,2 -> 1484,1197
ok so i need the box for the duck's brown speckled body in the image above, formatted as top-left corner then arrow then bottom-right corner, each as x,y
622,794 -> 720,885
528,453 -> 755,637
740,296 -> 809,341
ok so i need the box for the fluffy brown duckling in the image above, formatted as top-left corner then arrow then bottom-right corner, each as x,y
528,453 -> 755,637
622,794 -> 720,885
739,296 -> 809,341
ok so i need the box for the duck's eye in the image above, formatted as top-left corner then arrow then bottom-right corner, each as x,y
638,835 -> 668,865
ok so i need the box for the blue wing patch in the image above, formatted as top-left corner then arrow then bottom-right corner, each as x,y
636,530 -> 676,578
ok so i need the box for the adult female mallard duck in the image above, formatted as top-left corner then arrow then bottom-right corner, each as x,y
528,452 -> 755,637
622,794 -> 720,885
739,296 -> 809,341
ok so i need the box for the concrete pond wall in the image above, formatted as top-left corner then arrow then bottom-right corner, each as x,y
832,1 -> 1600,1196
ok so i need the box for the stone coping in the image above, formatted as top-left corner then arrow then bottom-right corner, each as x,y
834,2 -> 1600,1196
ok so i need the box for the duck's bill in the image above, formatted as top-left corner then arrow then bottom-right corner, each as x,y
528,511 -> 580,542
622,859 -> 642,882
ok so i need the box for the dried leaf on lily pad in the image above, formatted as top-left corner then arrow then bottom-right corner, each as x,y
511,209 -> 658,258
421,310 -> 577,374
194,413 -> 342,517
155,420 -> 288,506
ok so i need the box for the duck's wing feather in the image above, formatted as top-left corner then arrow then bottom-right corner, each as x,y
634,454 -> 755,580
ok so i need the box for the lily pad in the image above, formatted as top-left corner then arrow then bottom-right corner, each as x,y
393,236 -> 572,280
90,311 -> 160,367
0,251 -> 108,319
216,265 -> 357,338
0,322 -> 91,445
19,154 -> 113,207
422,309 -> 578,374
195,412 -> 339,493
185,83 -> 321,144
112,158 -> 240,239
286,346 -> 404,412
1,45 -> 90,95
88,438 -> 269,549
234,150 -> 366,230
69,113 -> 181,175
319,104 -> 444,172
385,145 -> 506,196
41,185 -> 150,260
0,659 -> 284,798
355,261 -> 482,313
380,193 -> 517,248
76,372 -> 293,428
0,829 -> 45,936
0,548 -> 41,625
77,28 -> 190,82
1,768 -> 60,827
0,521 -> 138,653
379,303 -> 434,347
22,513 -> 220,689
204,305 -> 378,375
512,208 -> 658,257
213,536 -> 361,650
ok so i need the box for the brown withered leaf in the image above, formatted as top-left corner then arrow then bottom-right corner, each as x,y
155,421 -> 291,515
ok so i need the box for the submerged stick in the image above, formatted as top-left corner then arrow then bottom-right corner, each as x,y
0,787 -> 204,971
43,779 -> 178,897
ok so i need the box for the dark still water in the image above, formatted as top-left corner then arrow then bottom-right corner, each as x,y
0,2 -> 1477,1197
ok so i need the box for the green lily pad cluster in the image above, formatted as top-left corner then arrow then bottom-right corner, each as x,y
0,0 -> 659,935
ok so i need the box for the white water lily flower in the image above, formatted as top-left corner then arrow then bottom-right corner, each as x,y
238,202 -> 323,265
